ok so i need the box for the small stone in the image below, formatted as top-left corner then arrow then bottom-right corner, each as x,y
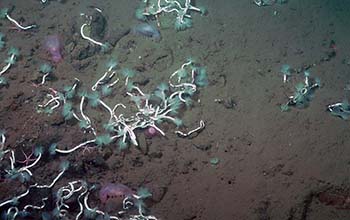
150,186 -> 167,203
282,170 -> 294,176
48,113 -> 65,126
136,133 -> 148,155
90,10 -> 107,40
193,143 -> 212,151
149,152 -> 162,159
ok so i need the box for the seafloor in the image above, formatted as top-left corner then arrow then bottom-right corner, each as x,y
1,0 -> 350,219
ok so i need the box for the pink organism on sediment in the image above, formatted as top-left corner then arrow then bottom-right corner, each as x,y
99,183 -> 134,204
44,35 -> 63,63
144,126 -> 159,138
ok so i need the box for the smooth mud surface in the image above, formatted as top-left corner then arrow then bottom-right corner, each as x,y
1,0 -> 350,219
